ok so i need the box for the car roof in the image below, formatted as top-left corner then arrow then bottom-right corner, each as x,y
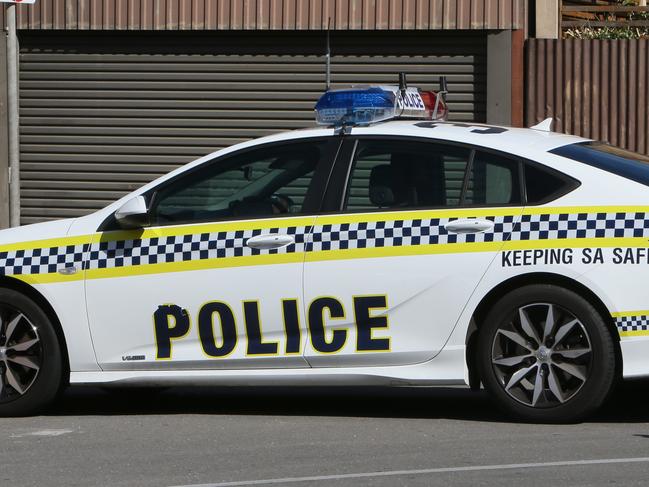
246,120 -> 590,160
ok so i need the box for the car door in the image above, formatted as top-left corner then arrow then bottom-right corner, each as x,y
84,137 -> 339,371
303,137 -> 525,367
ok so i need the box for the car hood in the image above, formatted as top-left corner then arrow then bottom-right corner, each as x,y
0,218 -> 76,246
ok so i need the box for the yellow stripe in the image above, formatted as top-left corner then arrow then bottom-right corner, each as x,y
304,241 -> 506,263
304,237 -> 649,264
520,205 -> 649,216
9,253 -> 305,284
84,252 -> 305,280
314,205 -> 649,225
328,237 -> 649,262
0,235 -> 92,252
612,310 -> 649,318
619,330 -> 649,338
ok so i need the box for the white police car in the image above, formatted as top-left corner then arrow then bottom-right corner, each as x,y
1,83 -> 648,422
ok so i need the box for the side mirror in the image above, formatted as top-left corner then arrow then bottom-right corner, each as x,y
115,196 -> 150,229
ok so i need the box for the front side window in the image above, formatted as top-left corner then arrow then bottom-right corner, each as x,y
344,140 -> 472,212
149,140 -> 330,225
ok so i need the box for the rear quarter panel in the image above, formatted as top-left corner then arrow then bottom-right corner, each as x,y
443,150 -> 649,380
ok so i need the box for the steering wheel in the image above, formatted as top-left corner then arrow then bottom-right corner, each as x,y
270,193 -> 295,214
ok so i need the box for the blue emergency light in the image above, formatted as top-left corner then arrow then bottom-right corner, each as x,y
314,87 -> 396,126
314,84 -> 448,127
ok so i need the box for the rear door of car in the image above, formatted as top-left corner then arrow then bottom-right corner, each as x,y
302,136 -> 526,367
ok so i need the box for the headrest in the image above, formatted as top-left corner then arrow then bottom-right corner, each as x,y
369,164 -> 410,207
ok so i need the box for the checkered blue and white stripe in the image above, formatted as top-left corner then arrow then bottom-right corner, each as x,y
514,212 -> 649,240
0,244 -> 87,276
615,316 -> 649,333
85,225 -> 310,270
307,215 -> 517,252
1,210 -> 648,276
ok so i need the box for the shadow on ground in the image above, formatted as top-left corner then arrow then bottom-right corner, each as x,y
46,379 -> 649,423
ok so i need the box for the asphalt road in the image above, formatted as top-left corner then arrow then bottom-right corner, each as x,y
3,382 -> 649,487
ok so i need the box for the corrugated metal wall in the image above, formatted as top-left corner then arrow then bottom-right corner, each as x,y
526,39 -> 649,155
19,31 -> 487,224
2,0 -> 527,30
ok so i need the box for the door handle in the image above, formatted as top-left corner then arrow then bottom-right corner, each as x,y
444,218 -> 494,234
246,234 -> 295,250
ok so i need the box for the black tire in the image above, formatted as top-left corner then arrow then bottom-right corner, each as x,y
478,284 -> 616,423
0,288 -> 64,416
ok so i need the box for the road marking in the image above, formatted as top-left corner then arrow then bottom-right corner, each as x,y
170,457 -> 649,487
10,429 -> 74,438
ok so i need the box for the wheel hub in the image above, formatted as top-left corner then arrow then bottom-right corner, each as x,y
536,346 -> 551,363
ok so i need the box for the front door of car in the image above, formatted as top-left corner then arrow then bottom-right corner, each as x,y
303,137 -> 525,367
84,138 -> 339,371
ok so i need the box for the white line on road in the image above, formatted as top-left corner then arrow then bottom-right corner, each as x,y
10,429 -> 74,438
170,457 -> 649,487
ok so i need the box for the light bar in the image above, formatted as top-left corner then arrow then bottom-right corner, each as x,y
314,87 -> 396,126
314,85 -> 447,127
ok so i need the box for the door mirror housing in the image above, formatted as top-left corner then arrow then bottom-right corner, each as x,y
115,196 -> 150,229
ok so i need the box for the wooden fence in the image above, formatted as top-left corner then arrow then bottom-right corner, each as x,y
526,38 -> 648,155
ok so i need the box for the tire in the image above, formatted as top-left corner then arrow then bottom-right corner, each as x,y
478,284 -> 616,423
0,288 -> 64,416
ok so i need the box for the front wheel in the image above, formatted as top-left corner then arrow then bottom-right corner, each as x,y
478,284 -> 616,422
0,289 -> 64,416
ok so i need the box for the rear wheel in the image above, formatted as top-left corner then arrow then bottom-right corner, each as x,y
0,289 -> 64,416
478,284 -> 616,422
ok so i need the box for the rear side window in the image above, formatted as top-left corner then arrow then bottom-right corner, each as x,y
340,138 -> 576,213
524,163 -> 576,204
550,142 -> 649,186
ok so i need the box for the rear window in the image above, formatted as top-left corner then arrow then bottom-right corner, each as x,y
550,142 -> 649,186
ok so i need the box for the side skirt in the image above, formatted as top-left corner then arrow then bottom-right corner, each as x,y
70,348 -> 469,387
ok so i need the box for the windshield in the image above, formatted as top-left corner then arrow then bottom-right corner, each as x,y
550,142 -> 649,186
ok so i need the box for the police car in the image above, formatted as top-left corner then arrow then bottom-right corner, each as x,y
1,82 -> 648,422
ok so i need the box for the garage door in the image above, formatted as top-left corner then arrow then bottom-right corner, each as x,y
19,31 -> 487,224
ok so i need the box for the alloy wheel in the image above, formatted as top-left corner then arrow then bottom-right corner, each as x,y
0,309 -> 42,402
490,303 -> 593,408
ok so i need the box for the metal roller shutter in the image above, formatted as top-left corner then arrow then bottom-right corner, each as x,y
19,31 -> 487,224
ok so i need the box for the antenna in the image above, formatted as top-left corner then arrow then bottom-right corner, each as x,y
439,75 -> 448,102
325,18 -> 331,91
398,73 -> 407,116
398,72 -> 407,99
